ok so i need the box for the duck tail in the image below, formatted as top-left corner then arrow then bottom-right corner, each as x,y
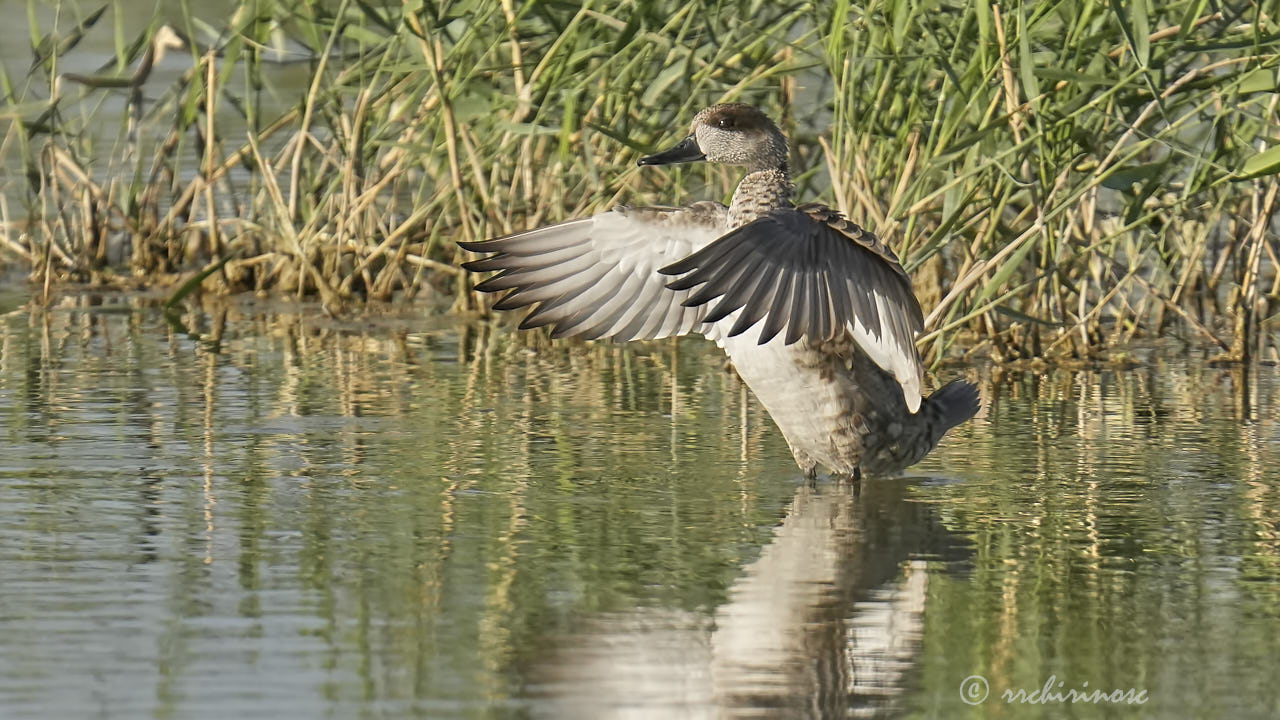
924,379 -> 981,437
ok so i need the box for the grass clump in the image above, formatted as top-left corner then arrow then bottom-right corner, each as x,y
814,1 -> 1280,365
1,0 -> 1277,364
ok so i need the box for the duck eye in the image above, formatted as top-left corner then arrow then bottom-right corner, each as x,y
717,117 -> 736,130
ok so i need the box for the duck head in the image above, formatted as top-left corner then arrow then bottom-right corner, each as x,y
638,103 -> 788,173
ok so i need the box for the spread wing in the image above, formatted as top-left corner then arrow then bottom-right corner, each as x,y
659,203 -> 924,410
458,202 -> 728,341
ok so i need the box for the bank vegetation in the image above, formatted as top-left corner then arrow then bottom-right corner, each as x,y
1,0 -> 1278,365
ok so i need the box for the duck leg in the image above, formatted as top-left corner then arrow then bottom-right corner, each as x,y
802,464 -> 818,488
832,467 -> 861,496
787,444 -> 821,487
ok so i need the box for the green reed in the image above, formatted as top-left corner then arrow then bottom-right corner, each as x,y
1,0 -> 1277,365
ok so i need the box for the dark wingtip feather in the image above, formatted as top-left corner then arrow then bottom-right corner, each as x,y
666,272 -> 708,293
493,289 -> 536,311
783,273 -> 809,345
754,319 -> 783,344
683,273 -> 734,308
472,273 -> 511,292
702,256 -> 766,323
462,255 -> 509,272
755,274 -> 793,344
725,266 -> 777,337
518,313 -> 553,331
658,250 -> 708,275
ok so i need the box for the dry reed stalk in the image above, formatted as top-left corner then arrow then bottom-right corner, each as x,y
2,0 -> 1274,366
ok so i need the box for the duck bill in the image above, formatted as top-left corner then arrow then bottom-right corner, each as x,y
638,136 -> 705,166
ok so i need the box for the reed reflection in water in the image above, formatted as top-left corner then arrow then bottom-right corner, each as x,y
0,293 -> 1278,719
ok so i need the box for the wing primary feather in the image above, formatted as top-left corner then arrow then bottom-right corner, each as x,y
828,251 -> 854,337
458,221 -> 593,256
635,286 -> 679,339
659,232 -> 740,285
462,255 -> 506,272
613,279 -> 666,340
727,266 -> 780,337
679,241 -> 756,303
475,251 -> 599,292
702,254 -> 769,323
657,244 -> 714,277
474,271 -> 515,294
513,263 -> 612,323
493,287 -> 541,311
658,255 -> 702,279
683,242 -> 765,308
538,276 -> 630,337
813,264 -> 833,342
758,271 -> 794,344
825,225 -> 878,341
493,289 -> 530,313
853,284 -> 881,340
517,292 -> 577,329
636,280 -> 685,339
784,269 -> 810,346
463,242 -> 587,273
572,271 -> 650,339
464,204 -> 731,343
491,269 -> 592,309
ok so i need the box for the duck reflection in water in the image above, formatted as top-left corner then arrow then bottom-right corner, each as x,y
525,479 -> 972,718
460,104 -> 978,479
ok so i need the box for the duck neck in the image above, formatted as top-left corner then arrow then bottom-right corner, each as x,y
728,165 -> 793,229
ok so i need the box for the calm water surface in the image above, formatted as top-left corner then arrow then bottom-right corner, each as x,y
1,293 -> 1278,719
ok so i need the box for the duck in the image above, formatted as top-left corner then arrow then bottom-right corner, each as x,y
458,103 -> 979,479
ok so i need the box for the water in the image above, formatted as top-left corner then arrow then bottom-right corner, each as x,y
1,292 -> 1278,719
